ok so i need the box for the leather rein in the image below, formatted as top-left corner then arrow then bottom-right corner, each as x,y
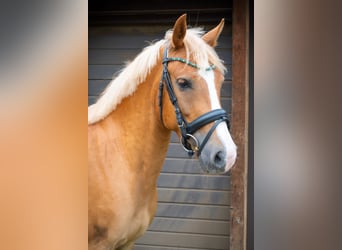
158,46 -> 230,156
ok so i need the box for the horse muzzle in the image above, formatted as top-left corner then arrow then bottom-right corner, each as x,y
199,145 -> 237,174
195,127 -> 237,174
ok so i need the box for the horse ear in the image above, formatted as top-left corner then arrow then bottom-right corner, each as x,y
202,18 -> 225,47
172,14 -> 187,49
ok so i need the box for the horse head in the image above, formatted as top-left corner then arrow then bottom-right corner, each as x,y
160,14 -> 237,174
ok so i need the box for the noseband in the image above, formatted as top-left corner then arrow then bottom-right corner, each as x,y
159,46 -> 231,156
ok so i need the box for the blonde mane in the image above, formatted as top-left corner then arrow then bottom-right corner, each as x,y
88,28 -> 226,125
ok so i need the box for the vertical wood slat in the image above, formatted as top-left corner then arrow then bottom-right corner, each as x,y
230,0 -> 249,249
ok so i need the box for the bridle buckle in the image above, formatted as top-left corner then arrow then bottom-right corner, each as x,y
178,121 -> 185,128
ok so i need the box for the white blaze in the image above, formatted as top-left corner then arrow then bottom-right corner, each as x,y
198,69 -> 237,171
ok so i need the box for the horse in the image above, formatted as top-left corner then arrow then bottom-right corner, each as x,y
88,14 -> 237,250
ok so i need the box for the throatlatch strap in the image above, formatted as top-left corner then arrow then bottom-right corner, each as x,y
158,80 -> 164,126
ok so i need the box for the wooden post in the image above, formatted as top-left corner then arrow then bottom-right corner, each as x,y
230,0 -> 249,249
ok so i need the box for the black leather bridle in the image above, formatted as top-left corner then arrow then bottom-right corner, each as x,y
159,46 -> 231,156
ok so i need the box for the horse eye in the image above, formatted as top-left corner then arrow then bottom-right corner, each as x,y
176,78 -> 192,90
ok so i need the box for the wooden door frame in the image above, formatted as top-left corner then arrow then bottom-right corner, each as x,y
230,0 -> 251,249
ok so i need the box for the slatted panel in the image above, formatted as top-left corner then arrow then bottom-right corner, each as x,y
89,20 -> 232,249
148,217 -> 230,235
155,203 -> 230,220
157,173 -> 230,190
136,231 -> 229,250
157,189 -> 231,205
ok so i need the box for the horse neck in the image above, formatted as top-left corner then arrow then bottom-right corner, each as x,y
106,62 -> 171,177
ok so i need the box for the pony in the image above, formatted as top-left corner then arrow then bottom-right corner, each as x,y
88,14 -> 237,250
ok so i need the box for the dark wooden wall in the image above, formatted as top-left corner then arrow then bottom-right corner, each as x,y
88,2 -> 243,249
89,20 -> 233,250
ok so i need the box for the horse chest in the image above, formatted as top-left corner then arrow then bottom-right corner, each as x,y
111,203 -> 152,248
130,207 -> 152,237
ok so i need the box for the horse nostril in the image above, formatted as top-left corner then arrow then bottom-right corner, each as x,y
213,151 -> 226,168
